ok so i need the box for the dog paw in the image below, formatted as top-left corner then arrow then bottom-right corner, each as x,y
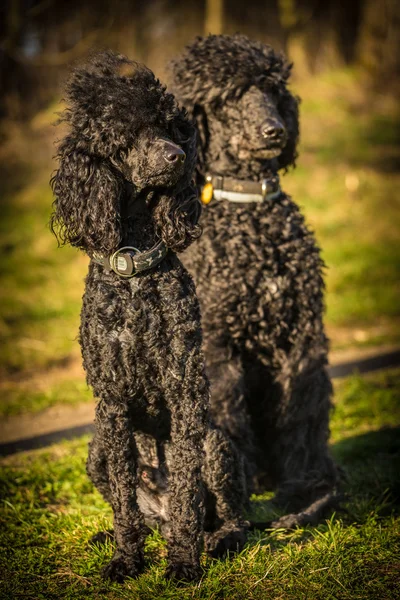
88,529 -> 115,547
270,513 -> 303,529
102,554 -> 144,583
165,562 -> 202,583
205,523 -> 248,558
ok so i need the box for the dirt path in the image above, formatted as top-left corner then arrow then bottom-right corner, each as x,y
1,344 -> 399,457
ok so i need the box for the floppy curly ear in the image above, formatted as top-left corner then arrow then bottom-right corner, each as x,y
192,104 -> 209,185
168,111 -> 198,191
50,138 -> 123,255
153,186 -> 202,253
277,90 -> 300,170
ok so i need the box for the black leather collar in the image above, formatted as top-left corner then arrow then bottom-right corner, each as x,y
91,240 -> 168,278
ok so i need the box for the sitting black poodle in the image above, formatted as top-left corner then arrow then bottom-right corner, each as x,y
50,51 -> 247,583
170,34 -> 340,526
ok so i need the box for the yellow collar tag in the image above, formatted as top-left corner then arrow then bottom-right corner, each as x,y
201,182 -> 214,205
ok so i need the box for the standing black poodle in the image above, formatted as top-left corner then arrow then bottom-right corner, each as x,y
170,34 -> 340,526
50,51 -> 247,583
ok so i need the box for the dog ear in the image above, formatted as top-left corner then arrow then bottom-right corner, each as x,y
192,104 -> 209,185
50,138 -> 123,255
277,91 -> 300,170
169,110 -> 198,187
153,185 -> 202,253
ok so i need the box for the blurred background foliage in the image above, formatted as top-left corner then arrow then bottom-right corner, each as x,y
0,0 -> 399,406
1,0 -> 399,120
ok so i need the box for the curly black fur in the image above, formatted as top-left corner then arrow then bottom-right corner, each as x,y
170,34 -> 340,525
51,51 -> 247,583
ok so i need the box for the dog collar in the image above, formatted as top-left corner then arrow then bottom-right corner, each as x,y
201,174 -> 281,205
91,240 -> 168,278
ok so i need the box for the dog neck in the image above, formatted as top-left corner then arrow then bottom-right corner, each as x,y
204,142 -> 281,181
92,185 -> 169,278
122,182 -> 149,219
121,185 -> 159,248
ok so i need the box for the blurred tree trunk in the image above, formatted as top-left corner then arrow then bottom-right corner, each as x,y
282,0 -> 363,75
2,0 -> 399,121
357,0 -> 400,86
205,0 -> 223,35
224,0 -> 283,50
0,0 -> 31,119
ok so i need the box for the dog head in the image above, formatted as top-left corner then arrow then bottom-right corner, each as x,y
170,34 -> 300,181
51,51 -> 199,255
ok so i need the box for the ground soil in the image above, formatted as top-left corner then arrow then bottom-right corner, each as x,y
1,344 -> 399,447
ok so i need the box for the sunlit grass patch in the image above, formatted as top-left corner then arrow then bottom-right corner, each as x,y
331,368 -> 400,442
283,71 -> 400,342
0,452 -> 398,599
0,375 -> 91,417
0,369 -> 399,599
0,177 -> 87,376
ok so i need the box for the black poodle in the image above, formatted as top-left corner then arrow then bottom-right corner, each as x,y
170,34 -> 340,526
50,51 -> 247,583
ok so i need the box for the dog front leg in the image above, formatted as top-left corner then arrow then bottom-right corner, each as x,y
203,426 -> 249,558
95,399 -> 146,583
87,431 -> 112,504
204,343 -> 257,485
270,365 -> 341,526
163,351 -> 208,583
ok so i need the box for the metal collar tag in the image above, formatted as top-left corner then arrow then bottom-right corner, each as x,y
110,247 -> 140,278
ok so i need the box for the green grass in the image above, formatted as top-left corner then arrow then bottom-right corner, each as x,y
0,376 -> 92,417
284,70 -> 400,338
0,176 -> 86,376
0,369 -> 399,599
330,368 -> 400,442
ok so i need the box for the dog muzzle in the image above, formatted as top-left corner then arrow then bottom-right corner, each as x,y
201,174 -> 281,205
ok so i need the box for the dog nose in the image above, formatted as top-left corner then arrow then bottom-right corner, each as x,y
261,118 -> 286,145
162,141 -> 186,164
